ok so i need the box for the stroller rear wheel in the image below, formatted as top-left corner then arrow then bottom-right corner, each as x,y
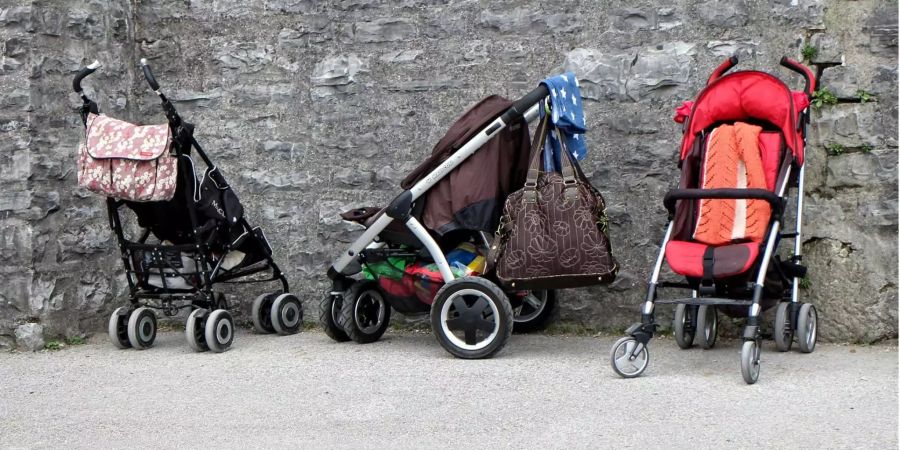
695,305 -> 718,349
431,277 -> 513,359
127,307 -> 157,350
319,294 -> 350,342
673,304 -> 696,349
204,309 -> 234,353
512,290 -> 557,333
108,306 -> 132,349
774,302 -> 794,352
251,292 -> 277,334
271,293 -> 303,335
339,281 -> 391,344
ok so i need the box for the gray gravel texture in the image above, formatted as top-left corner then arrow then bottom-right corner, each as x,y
1,330 -> 896,449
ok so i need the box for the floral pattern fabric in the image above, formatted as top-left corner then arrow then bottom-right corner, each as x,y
77,113 -> 178,202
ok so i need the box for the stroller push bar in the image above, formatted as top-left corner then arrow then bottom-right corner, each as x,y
706,56 -> 739,85
140,58 -> 161,92
330,85 -> 550,280
780,56 -> 817,96
72,60 -> 101,95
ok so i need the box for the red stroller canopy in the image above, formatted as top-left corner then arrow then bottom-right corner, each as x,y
678,71 -> 810,165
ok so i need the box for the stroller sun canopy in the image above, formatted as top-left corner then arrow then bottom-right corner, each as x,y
680,71 -> 809,165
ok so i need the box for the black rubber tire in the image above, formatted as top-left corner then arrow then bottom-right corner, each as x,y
797,303 -> 818,353
108,306 -> 132,349
185,308 -> 209,352
673,304 -> 695,349
204,309 -> 234,353
741,339 -> 761,384
251,292 -> 276,334
512,290 -> 558,333
695,305 -> 718,349
774,302 -> 793,352
430,277 -> 513,359
127,307 -> 157,350
319,293 -> 350,342
270,293 -> 303,335
338,281 -> 391,344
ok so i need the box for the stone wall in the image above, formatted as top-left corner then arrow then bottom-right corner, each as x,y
1,0 -> 896,349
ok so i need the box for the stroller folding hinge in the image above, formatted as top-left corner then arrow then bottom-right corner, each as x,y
385,190 -> 414,221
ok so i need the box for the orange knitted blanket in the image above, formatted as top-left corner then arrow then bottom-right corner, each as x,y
693,122 -> 771,245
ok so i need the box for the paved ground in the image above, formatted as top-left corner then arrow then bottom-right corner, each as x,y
0,329 -> 896,449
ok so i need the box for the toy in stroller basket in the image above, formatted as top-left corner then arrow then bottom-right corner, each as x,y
73,60 -> 303,352
609,56 -> 819,383
325,85 -> 570,359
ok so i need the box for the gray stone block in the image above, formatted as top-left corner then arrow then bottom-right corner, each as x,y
15,323 -> 44,351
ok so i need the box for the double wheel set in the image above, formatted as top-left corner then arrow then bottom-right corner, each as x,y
609,301 -> 818,383
320,277 -> 557,359
107,291 -> 303,353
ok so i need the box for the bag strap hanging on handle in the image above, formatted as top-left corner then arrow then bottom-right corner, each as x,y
523,112 -> 551,203
554,127 -> 581,201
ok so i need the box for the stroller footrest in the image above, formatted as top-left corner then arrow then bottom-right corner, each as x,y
656,297 -> 753,307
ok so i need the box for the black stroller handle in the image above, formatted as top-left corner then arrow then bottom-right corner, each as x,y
664,188 -> 784,216
780,56 -> 816,96
501,84 -> 550,124
72,60 -> 101,94
707,56 -> 739,85
140,58 -> 161,91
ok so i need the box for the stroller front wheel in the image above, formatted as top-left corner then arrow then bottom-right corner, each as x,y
338,281 -> 391,344
108,306 -> 133,349
740,339 -> 761,384
430,277 -> 513,359
185,308 -> 209,352
673,304 -> 696,349
127,307 -> 157,350
270,293 -> 304,335
251,292 -> 277,334
204,309 -> 235,353
610,336 -> 650,378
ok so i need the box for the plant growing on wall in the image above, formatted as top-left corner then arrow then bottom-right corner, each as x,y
811,88 -> 838,109
801,45 -> 818,61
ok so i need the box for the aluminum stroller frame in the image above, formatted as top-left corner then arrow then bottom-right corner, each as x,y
609,56 -> 819,384
327,86 -> 550,359
73,60 -> 302,353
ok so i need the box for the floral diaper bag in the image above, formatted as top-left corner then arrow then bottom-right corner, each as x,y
77,113 -> 178,202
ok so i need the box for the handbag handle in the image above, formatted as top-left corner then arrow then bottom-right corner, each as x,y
523,109 -> 580,202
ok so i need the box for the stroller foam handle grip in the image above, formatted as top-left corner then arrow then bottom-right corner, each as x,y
72,60 -> 101,93
140,58 -> 161,91
706,56 -> 739,85
502,84 -> 550,124
780,56 -> 816,96
663,188 -> 784,216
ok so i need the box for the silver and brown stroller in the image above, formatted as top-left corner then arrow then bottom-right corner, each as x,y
73,60 -> 302,352
324,87 -> 557,359
609,56 -> 819,383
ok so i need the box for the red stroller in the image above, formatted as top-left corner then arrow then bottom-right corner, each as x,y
610,57 -> 818,384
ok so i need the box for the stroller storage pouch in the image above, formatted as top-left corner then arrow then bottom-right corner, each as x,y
490,114 -> 617,290
77,112 -> 178,202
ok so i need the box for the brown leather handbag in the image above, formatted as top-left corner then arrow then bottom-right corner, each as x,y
489,115 -> 617,290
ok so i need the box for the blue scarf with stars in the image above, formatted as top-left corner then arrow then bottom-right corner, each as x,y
539,72 -> 587,172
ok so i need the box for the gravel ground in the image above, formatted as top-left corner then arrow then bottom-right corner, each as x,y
0,329 -> 896,449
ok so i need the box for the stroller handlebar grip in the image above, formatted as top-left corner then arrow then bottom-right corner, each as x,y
140,58 -> 161,92
664,188 -> 784,216
502,84 -> 550,124
72,60 -> 101,93
707,56 -> 738,85
780,56 -> 816,96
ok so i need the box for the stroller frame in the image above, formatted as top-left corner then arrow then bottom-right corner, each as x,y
327,86 -> 550,357
612,56 -> 818,384
74,60 -> 295,350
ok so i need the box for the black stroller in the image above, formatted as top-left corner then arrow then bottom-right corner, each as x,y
324,86 -> 555,359
73,60 -> 302,352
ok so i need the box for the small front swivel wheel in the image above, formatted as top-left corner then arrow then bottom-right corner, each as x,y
610,336 -> 650,378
